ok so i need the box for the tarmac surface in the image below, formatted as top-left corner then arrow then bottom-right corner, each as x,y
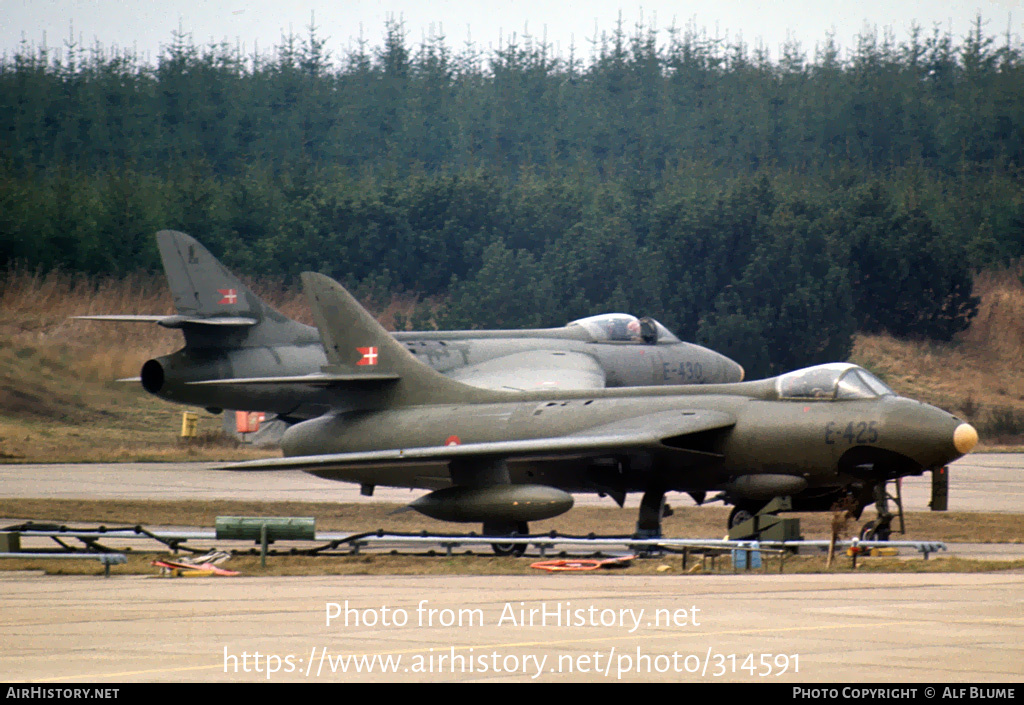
2,572 -> 1022,683
2,451 -> 1022,511
1,453 -> 1023,683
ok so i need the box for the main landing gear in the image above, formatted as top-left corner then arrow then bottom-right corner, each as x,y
483,521 -> 529,557
634,487 -> 674,539
728,504 -> 759,530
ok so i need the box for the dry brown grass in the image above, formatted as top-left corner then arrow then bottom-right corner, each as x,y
3,499 -> 1021,544
0,267 -> 414,372
851,266 -> 1024,445
0,267 -> 419,461
1,267 -> 179,382
7,551 -> 1023,577
5,263 -> 1024,459
3,498 -> 1021,576
8,495 -> 1024,573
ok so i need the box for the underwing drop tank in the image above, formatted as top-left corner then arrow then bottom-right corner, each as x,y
408,485 -> 574,523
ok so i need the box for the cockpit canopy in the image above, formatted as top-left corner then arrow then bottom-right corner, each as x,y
567,313 -> 680,344
776,363 -> 894,401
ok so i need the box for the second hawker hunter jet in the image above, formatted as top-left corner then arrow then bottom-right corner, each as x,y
78,230 -> 744,421
225,272 -> 979,551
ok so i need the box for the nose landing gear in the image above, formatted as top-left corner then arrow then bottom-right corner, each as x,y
859,481 -> 904,542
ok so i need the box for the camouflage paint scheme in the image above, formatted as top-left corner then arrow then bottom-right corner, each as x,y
79,231 -> 745,421
226,273 -> 978,539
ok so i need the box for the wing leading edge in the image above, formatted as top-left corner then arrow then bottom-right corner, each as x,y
445,350 -> 607,391
222,409 -> 736,475
185,350 -> 604,391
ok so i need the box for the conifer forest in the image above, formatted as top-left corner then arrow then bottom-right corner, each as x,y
2,18 -> 1021,377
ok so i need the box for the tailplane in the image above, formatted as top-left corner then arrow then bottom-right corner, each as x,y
157,230 -> 267,325
301,272 -> 507,406
76,230 -> 316,348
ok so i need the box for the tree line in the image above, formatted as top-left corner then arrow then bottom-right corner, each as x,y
3,18 -> 1022,178
1,18 -> 1019,377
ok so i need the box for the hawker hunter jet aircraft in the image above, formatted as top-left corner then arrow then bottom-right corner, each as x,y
77,230 -> 744,421
225,272 -> 979,552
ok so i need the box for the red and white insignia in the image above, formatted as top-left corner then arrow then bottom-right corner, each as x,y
356,346 -> 379,366
218,288 -> 238,305
445,435 -> 461,446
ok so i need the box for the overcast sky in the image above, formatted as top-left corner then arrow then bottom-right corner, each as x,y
2,1 -> 1022,63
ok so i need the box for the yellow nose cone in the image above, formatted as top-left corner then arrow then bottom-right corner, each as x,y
954,423 -> 979,455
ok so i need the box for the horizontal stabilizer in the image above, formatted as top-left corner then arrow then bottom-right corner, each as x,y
75,231 -> 317,354
74,315 -> 167,323
188,372 -> 399,388
74,314 -> 258,327
160,316 -> 258,328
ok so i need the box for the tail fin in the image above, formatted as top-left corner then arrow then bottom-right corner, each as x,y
157,230 -> 269,323
154,230 -> 315,346
77,230 -> 315,346
301,272 -> 507,406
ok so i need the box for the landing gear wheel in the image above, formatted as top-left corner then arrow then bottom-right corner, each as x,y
490,541 -> 526,557
728,506 -> 755,530
859,521 -> 891,542
484,521 -> 528,557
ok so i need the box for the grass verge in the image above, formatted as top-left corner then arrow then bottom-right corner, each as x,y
2,498 -> 1022,577
3,499 -> 1023,542
4,551 -> 1022,578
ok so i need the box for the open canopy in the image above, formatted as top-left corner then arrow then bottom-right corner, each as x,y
776,363 -> 894,401
566,313 -> 680,344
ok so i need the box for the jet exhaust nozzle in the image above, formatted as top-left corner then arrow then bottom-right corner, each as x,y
408,484 -> 574,523
141,358 -> 166,394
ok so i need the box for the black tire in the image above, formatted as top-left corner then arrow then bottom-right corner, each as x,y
860,521 -> 890,541
728,506 -> 755,529
485,521 -> 528,557
490,542 -> 526,557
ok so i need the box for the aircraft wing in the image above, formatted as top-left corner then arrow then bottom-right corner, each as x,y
180,350 -> 603,392
222,409 -> 736,476
444,350 -> 607,390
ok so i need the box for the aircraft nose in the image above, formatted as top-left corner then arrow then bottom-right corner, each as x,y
716,355 -> 745,382
954,423 -> 979,455
733,361 -> 745,382
886,401 -> 978,469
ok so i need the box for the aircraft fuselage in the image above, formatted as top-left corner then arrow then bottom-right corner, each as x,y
144,328 -> 744,418
281,384 -> 966,509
